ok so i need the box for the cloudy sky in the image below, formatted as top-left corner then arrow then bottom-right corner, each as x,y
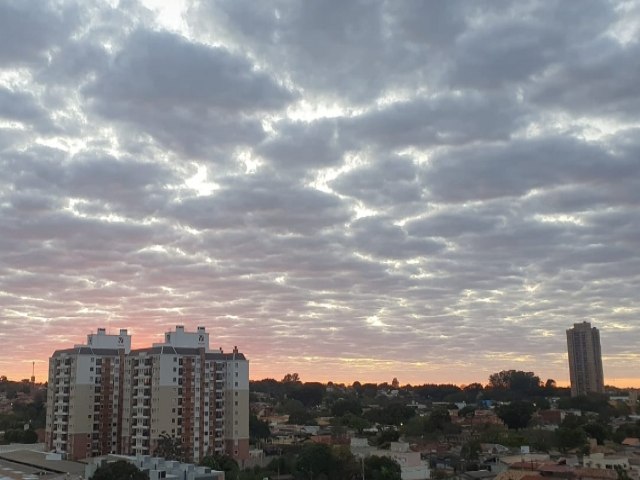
1,0 -> 639,386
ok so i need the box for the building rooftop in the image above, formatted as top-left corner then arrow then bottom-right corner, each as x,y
0,449 -> 86,475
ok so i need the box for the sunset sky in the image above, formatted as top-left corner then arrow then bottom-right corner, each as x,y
1,0 -> 640,387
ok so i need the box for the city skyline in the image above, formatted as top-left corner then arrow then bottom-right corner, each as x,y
1,1 -> 640,387
5,321 -> 635,388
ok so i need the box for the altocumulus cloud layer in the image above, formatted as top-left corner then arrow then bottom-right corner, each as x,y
1,0 -> 640,384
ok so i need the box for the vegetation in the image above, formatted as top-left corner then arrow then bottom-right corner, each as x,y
201,453 -> 240,479
2,428 -> 38,443
89,460 -> 149,480
496,401 -> 535,430
153,432 -> 188,462
0,378 -> 46,446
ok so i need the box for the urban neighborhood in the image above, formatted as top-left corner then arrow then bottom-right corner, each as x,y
1,322 -> 640,480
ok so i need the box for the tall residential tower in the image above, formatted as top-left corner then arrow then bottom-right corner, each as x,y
566,321 -> 605,397
46,326 -> 249,463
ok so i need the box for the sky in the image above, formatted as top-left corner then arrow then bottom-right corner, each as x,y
1,0 -> 640,387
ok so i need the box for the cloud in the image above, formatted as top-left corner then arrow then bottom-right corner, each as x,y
0,0 -> 80,66
1,0 -> 639,386
83,29 -> 294,157
423,136 -> 637,202
170,173 -> 351,233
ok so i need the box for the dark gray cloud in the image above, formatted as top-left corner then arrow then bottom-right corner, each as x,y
330,155 -> 423,213
257,120 -> 344,171
0,87 -> 50,128
529,38 -> 640,119
1,0 -> 639,386
342,92 -> 527,148
0,0 -> 81,66
424,136 -> 638,202
83,28 -> 294,158
170,173 -> 351,233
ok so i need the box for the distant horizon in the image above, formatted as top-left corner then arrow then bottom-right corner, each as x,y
5,371 -> 640,391
4,322 -> 637,388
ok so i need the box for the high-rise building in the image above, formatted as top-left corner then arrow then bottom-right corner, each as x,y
566,321 -> 605,397
45,326 -> 249,464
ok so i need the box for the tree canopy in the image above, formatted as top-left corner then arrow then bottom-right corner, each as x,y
90,460 -> 149,480
488,370 -> 542,396
496,401 -> 535,430
153,432 -> 188,462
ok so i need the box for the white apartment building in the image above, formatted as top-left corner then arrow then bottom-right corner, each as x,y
46,326 -> 249,464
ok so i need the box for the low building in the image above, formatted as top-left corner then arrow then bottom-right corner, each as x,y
351,438 -> 430,480
85,454 -> 224,480
583,453 -> 632,474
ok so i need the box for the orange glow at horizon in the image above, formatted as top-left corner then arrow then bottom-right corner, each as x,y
4,326 -> 640,390
4,360 -> 640,390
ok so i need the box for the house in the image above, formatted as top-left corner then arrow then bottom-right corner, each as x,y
351,439 -> 430,480
85,454 -> 225,480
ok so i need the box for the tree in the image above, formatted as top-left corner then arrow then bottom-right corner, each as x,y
360,383 -> 379,398
288,409 -> 316,425
154,432 -> 187,462
342,413 -> 371,433
488,370 -> 541,397
584,422 -> 609,445
334,446 -> 360,480
296,443 -> 337,479
364,455 -> 402,480
461,440 -> 482,467
3,428 -> 38,443
289,383 -> 325,407
249,414 -> 271,442
201,454 -> 239,480
496,401 -> 535,430
90,460 -> 149,480
458,406 -> 476,418
556,415 -> 588,453
365,403 -> 416,427
332,398 -> 363,417
282,373 -> 301,383
426,408 -> 452,432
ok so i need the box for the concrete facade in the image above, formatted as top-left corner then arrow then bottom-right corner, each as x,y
566,322 -> 605,397
46,326 -> 249,465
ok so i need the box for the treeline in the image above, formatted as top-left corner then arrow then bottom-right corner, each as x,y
250,370 -> 572,404
0,376 -> 46,439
